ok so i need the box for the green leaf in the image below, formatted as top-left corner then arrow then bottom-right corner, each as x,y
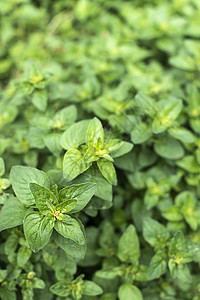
131,122 -> 152,144
177,155 -> 200,173
143,218 -> 170,248
29,183 -> 58,214
83,281 -> 103,296
50,281 -> 70,297
60,120 -> 91,150
154,135 -> 184,159
110,141 -> 133,158
95,268 -> 118,280
59,182 -> 96,213
54,215 -> 85,245
31,89 -> 48,112
0,105 -> 18,127
53,232 -> 87,261
44,133 -> 62,157
162,206 -> 183,222
23,212 -> 53,252
10,166 -> 50,205
97,159 -> 117,185
168,231 -> 189,260
152,99 -> 183,134
0,178 -> 10,190
63,149 -> 92,181
0,270 -> 7,283
85,117 -> 104,148
135,92 -> 158,117
0,138 -> 10,155
0,157 -> 5,177
32,278 -> 45,289
118,225 -> 140,264
104,139 -> 121,153
170,55 -> 195,71
0,288 -> 16,300
168,127 -> 195,143
85,167 -> 112,202
40,214 -> 55,235
53,105 -> 77,127
147,251 -> 167,280
56,199 -> 77,213
17,246 -> 32,267
50,184 -> 58,197
175,191 -> 199,230
118,284 -> 143,300
26,127 -> 46,149
0,197 -> 31,232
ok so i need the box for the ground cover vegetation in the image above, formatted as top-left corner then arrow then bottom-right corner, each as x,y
0,0 -> 200,299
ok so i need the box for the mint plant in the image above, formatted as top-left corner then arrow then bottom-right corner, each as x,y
1,0 -> 200,299
61,117 -> 133,185
0,166 -> 96,253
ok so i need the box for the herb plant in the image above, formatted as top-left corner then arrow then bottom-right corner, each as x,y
1,0 -> 200,299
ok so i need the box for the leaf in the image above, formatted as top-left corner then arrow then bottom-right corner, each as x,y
135,92 -> 158,117
10,166 -> 50,205
97,159 -> 117,185
0,178 -> 10,190
83,281 -> 103,296
170,55 -> 195,71
95,268 -> 118,280
50,281 -> 70,297
131,122 -> 152,144
85,167 -> 112,202
110,141 -> 133,158
31,89 -> 48,112
147,251 -> 167,280
0,157 -> 5,177
152,99 -> 183,134
0,288 -> 16,300
143,217 -> 170,249
53,105 -> 77,127
63,149 -> 92,181
162,206 -> 182,222
32,278 -> 45,289
58,182 -> 96,213
17,246 -> 32,267
26,127 -> 46,149
53,232 -> 87,261
177,155 -> 200,173
118,225 -> 140,264
44,133 -> 62,157
60,120 -> 91,150
154,135 -> 184,160
54,215 -> 85,245
40,214 -> 55,235
0,138 -> 10,155
29,183 -> 58,214
23,212 -> 53,252
168,127 -> 195,143
85,117 -> 104,148
56,199 -> 77,213
0,197 -> 31,232
168,231 -> 186,257
0,270 -> 7,283
104,139 -> 122,153
118,284 -> 143,300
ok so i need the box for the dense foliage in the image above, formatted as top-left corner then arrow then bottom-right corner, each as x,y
1,0 -> 200,299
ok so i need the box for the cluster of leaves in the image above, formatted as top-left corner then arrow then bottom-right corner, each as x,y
1,0 -> 200,299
